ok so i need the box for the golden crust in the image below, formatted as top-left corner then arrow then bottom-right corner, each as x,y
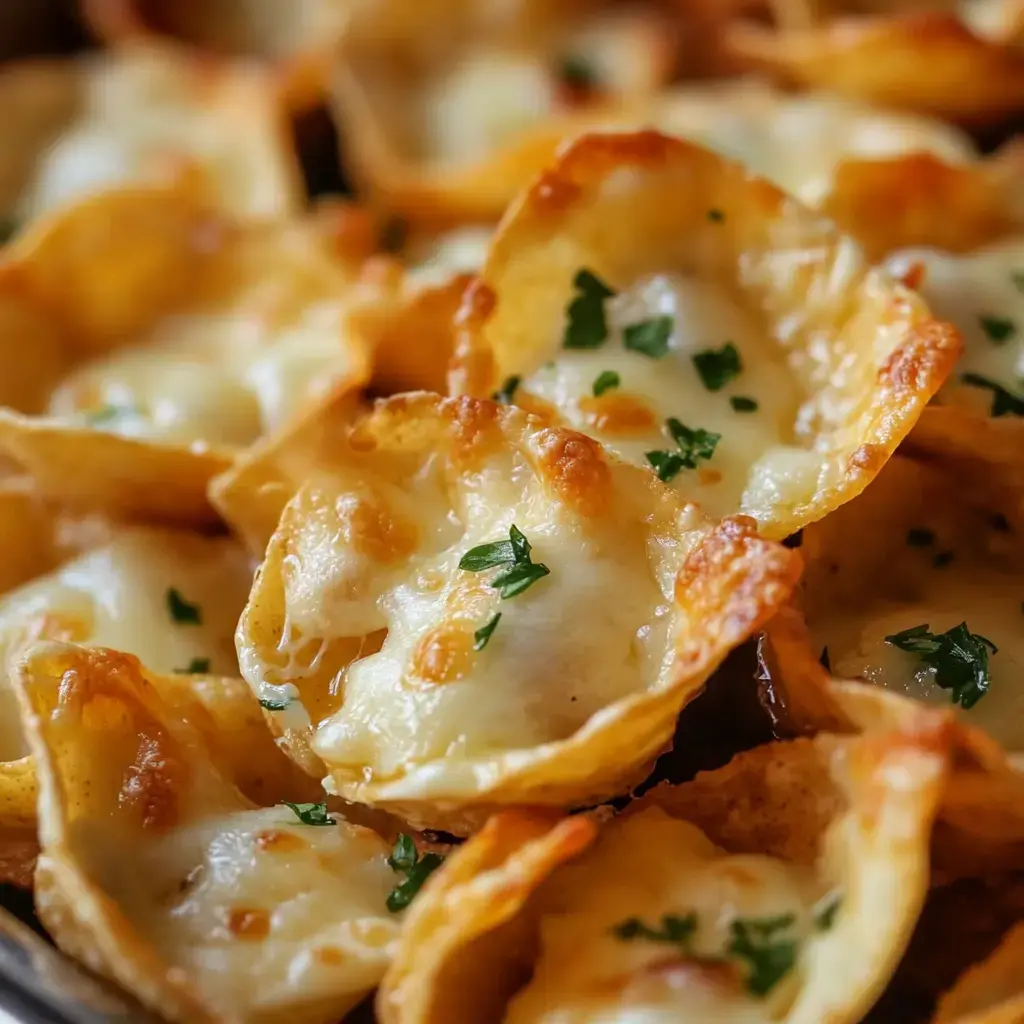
236,392 -> 800,830
453,130 -> 960,539
0,185 -> 371,526
933,920 -> 1024,1024
725,11 -> 1024,123
379,720 -> 950,1023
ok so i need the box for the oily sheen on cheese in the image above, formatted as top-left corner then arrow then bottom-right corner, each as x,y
520,273 -> 814,522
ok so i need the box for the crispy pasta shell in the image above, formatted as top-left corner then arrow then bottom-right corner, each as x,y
379,719 -> 951,1023
0,45 -> 303,224
453,131 -> 960,538
933,920 -> 1024,1023
17,641 -> 402,1024
725,11 -> 1024,122
0,185 -> 371,525
236,392 -> 801,830
761,454 -> 1024,878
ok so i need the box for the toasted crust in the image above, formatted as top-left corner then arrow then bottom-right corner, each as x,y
453,130 -> 961,539
934,921 -> 1024,1024
725,12 -> 1024,123
236,392 -> 800,830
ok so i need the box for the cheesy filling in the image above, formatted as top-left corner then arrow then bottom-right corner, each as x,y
884,237 -> 1024,413
506,808 -> 824,1024
520,273 -> 814,523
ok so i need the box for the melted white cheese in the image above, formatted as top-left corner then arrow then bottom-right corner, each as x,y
408,226 -> 493,288
97,805 -> 399,1019
522,273 -> 808,522
47,303 -> 353,448
884,237 -> 1024,408
506,808 -> 820,1024
0,527 -> 252,760
811,565 -> 1024,751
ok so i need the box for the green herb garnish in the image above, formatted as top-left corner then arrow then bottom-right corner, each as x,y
283,802 -> 335,826
693,342 -> 742,391
961,372 -> 1024,417
387,834 -> 445,912
459,525 -> 550,599
813,893 -> 842,932
558,54 -> 598,90
166,588 -> 202,625
1012,270 -> 1024,294
592,370 -> 621,396
885,622 -> 996,709
645,418 -> 721,482
730,396 -> 758,412
979,315 -> 1016,344
623,316 -> 673,359
174,657 -> 210,674
493,375 -> 521,404
728,914 -> 798,998
260,697 -> 292,711
564,269 -> 615,349
613,913 -> 697,946
0,220 -> 18,244
473,613 -> 501,651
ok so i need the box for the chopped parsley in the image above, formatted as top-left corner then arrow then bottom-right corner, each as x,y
730,396 -> 758,412
961,372 -> 1024,417
259,697 -> 292,711
473,613 -> 501,651
613,913 -> 697,947
283,802 -> 335,826
459,525 -> 550,599
979,315 -> 1016,344
645,418 -> 720,482
84,404 -> 136,426
0,220 -> 17,244
693,342 -> 742,391
558,54 -> 598,90
166,588 -> 202,625
387,834 -> 445,912
563,269 -> 615,349
492,375 -> 521,404
906,527 -> 935,547
728,914 -> 799,998
1012,270 -> 1024,293
623,316 -> 673,359
707,209 -> 725,223
812,892 -> 842,932
592,370 -> 621,397
174,657 -> 210,674
885,622 -> 996,709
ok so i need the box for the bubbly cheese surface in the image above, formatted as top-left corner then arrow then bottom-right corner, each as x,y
520,273 -> 809,523
48,304 -> 352,448
506,808 -> 823,1024
811,564 -> 1024,750
99,805 -> 399,1018
0,527 -> 252,759
885,237 -> 1024,410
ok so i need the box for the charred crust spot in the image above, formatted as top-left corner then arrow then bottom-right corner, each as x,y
898,261 -> 927,291
446,395 -> 505,466
314,946 -> 346,965
225,907 -> 271,941
533,428 -> 611,518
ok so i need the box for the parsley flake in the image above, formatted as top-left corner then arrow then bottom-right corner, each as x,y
693,342 -> 742,391
623,316 -> 673,359
645,418 -> 720,482
0,220 -> 17,244
613,913 -> 697,946
1012,270 -> 1024,293
473,613 -> 501,651
84,404 -> 136,427
564,269 -> 615,349
728,914 -> 798,998
260,697 -> 292,711
813,892 -> 842,932
174,657 -> 210,675
493,375 -> 521,404
459,525 -> 550,599
166,588 -> 202,625
979,315 -> 1016,344
885,622 -> 997,709
283,802 -> 335,827
387,834 -> 445,912
730,396 -> 758,412
592,370 -> 621,396
961,372 -> 1024,417
558,54 -> 598,90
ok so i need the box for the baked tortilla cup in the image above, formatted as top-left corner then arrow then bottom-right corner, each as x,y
0,43 -> 303,226
379,718 -> 951,1023
17,641 -> 401,1024
725,10 -> 1024,123
0,185 -> 371,526
761,454 -> 1024,877
236,392 -> 801,830
454,130 -> 960,539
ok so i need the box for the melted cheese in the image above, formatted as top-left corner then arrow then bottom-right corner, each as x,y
521,273 -> 809,522
811,563 -> 1024,751
307,449 -> 688,776
884,237 -> 1024,409
48,303 -> 353,448
408,226 -> 493,288
113,805 -> 399,1019
506,808 -> 822,1024
0,527 -> 252,759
